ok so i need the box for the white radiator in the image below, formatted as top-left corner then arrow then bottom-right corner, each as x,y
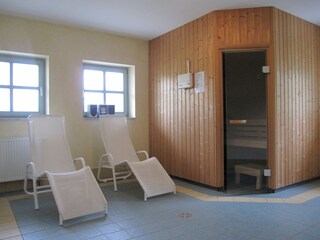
0,137 -> 31,182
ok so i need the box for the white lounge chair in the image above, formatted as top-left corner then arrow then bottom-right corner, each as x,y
24,115 -> 107,225
97,115 -> 176,201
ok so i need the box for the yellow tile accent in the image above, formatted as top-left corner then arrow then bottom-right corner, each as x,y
0,227 -> 21,240
0,222 -> 18,232
176,185 -> 320,204
217,196 -> 235,202
249,197 -> 268,203
0,198 -> 21,240
0,216 -> 16,225
1,236 -> 23,240
234,197 -> 255,202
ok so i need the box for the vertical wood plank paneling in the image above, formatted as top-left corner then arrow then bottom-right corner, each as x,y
198,17 -> 205,183
292,16 -> 298,183
272,8 -> 320,189
149,11 -> 221,187
239,10 -> 247,44
169,32 -> 175,174
180,25 -> 187,178
215,8 -> 271,48
184,23 -> 191,180
279,10 -> 286,187
193,19 -> 200,182
207,13 -> 216,186
149,7 -> 274,188
149,6 -> 320,189
176,26 -> 182,177
300,15 -> 306,181
163,33 -> 169,171
188,21 -> 195,180
170,31 -> 176,173
203,16 -> 210,184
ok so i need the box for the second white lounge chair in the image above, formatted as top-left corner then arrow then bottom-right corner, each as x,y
97,115 -> 176,201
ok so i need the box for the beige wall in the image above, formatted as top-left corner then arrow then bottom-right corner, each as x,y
0,14 -> 149,168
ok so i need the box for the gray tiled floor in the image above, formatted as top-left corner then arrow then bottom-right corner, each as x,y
7,179 -> 320,240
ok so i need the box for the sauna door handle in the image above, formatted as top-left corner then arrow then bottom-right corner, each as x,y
229,119 -> 247,124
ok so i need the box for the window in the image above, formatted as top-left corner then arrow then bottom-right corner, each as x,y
83,63 -> 128,116
0,54 -> 46,118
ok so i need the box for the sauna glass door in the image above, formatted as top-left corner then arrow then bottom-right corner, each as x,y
223,50 -> 268,194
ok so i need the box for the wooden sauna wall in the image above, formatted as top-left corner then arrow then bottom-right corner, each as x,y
149,6 -> 320,189
272,8 -> 320,189
149,7 -> 273,188
149,13 -> 219,187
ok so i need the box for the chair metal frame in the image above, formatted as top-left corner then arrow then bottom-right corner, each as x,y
24,158 -> 85,210
97,115 -> 176,201
97,150 -> 148,191
24,115 -> 85,210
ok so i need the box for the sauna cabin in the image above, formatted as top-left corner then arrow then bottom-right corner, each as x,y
149,7 -> 320,193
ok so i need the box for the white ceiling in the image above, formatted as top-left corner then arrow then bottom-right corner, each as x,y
0,0 -> 319,40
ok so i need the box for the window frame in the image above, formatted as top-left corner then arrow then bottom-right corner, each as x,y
83,63 -> 129,117
0,53 -> 46,118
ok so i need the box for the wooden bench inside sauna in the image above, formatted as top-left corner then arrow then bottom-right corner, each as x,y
227,119 -> 267,190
